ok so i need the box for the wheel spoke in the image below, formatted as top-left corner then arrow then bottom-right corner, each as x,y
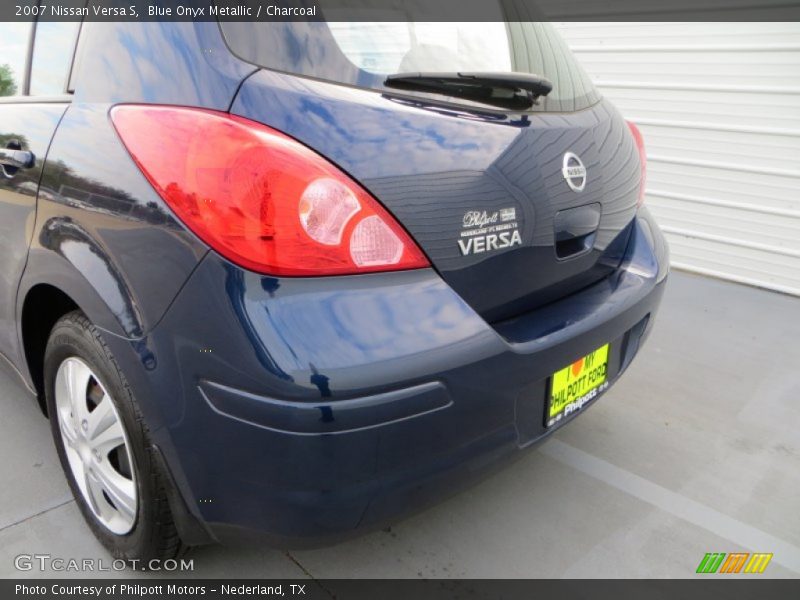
86,395 -> 119,450
65,359 -> 92,423
91,420 -> 126,457
64,448 -> 86,498
83,470 -> 101,513
55,364 -> 74,423
85,470 -> 114,521
94,460 -> 137,520
58,416 -> 78,448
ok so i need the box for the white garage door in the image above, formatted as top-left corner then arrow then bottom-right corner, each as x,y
554,22 -> 800,296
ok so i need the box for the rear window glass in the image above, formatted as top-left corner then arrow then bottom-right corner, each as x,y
220,21 -> 600,112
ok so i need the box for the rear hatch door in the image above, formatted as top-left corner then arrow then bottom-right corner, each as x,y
225,21 -> 641,322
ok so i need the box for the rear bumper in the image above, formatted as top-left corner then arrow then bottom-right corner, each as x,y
106,208 -> 668,547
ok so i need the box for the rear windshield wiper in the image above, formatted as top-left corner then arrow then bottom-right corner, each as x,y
384,72 -> 553,110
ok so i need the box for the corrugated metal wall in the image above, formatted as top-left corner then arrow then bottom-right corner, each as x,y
554,22 -> 800,295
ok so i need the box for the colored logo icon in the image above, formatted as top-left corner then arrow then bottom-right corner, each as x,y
696,552 -> 773,574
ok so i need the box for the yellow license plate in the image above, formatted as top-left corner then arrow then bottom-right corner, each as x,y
547,343 -> 610,427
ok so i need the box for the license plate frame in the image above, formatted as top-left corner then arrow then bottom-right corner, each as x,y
546,343 -> 610,428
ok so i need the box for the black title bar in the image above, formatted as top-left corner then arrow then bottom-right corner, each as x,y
3,0 -> 800,22
5,579 -> 800,600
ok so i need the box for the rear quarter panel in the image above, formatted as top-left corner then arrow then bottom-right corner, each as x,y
20,21 -> 256,341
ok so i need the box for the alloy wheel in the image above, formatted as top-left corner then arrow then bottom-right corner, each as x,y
54,357 -> 138,535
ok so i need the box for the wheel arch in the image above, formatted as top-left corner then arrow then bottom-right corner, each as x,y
17,244 -> 140,414
20,284 -> 80,414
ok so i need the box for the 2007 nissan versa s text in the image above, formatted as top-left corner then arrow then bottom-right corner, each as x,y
0,15 -> 668,561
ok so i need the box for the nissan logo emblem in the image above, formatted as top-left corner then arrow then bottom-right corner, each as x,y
562,152 -> 587,192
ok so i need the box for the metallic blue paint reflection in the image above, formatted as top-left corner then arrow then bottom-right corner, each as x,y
20,102 -> 209,342
99,210 -> 667,545
0,21 -> 669,546
232,70 -> 642,321
73,22 -> 255,108
0,103 -> 68,371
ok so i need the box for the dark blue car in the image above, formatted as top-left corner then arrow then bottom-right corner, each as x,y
0,17 -> 668,561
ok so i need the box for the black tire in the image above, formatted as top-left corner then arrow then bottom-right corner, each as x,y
44,310 -> 183,563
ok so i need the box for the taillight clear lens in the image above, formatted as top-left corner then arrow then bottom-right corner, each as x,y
626,120 -> 647,207
110,105 -> 429,276
299,178 -> 360,246
351,216 -> 405,267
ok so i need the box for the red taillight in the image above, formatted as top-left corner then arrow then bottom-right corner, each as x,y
626,120 -> 647,207
110,105 -> 429,276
